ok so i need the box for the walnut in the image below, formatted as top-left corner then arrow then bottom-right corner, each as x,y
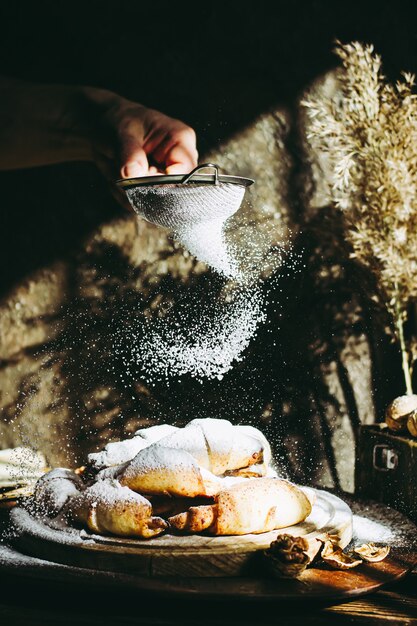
264,534 -> 312,578
385,394 -> 417,433
264,533 -> 391,577
320,540 -> 363,570
353,543 -> 390,562
407,410 -> 417,437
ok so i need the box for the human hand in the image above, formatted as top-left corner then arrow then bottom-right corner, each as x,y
0,78 -> 198,204
85,88 -> 198,181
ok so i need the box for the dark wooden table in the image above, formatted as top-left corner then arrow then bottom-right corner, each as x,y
0,571 -> 417,625
2,497 -> 417,625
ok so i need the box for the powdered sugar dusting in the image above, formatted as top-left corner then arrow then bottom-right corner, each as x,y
353,515 -> 395,544
126,284 -> 266,381
119,176 -> 291,382
122,443 -> 198,478
134,424 -> 179,442
87,437 -> 150,470
72,479 -> 150,510
176,219 -> 240,279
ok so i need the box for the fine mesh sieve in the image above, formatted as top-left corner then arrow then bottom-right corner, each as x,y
116,163 -> 254,230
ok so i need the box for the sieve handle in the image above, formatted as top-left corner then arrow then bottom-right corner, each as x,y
181,163 -> 219,185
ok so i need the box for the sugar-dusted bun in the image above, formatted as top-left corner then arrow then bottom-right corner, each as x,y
134,423 -> 179,442
215,478 -> 311,535
119,444 -> 208,497
169,478 -> 312,536
87,419 -> 269,479
33,468 -> 83,517
87,437 -> 149,470
234,424 -> 272,466
69,479 -> 167,539
157,418 -> 263,476
88,424 -> 179,470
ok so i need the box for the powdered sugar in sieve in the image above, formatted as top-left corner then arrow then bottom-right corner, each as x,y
118,164 -> 253,278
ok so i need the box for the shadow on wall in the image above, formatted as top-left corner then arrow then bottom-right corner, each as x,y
0,158 -> 403,493
0,101 -> 407,493
0,2 -> 415,489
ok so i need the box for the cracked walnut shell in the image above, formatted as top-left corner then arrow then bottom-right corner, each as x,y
353,543 -> 390,562
320,541 -> 363,570
385,394 -> 417,433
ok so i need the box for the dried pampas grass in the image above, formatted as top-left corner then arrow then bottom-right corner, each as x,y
303,41 -> 417,394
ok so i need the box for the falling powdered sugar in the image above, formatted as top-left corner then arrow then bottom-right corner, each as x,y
125,181 -> 246,280
126,284 -> 266,381
175,218 -> 240,280
121,179 -> 287,381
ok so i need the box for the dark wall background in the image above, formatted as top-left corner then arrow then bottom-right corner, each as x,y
2,1 -> 417,149
1,0 -> 417,294
1,0 -> 416,486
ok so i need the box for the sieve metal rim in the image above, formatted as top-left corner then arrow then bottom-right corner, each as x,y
116,163 -> 254,189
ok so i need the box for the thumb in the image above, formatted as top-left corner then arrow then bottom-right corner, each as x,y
164,143 -> 198,176
119,136 -> 149,178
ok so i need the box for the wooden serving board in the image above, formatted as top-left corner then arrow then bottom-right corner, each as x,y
4,492 -> 417,604
11,489 -> 352,577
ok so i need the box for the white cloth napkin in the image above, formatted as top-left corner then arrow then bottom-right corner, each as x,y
0,447 -> 47,488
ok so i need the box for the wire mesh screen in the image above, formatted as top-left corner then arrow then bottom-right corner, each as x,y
125,183 -> 246,230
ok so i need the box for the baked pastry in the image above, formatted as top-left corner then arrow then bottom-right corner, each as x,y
87,419 -> 268,479
119,444 -> 213,497
156,418 -> 264,475
31,419 -> 312,542
33,468 -> 83,517
228,424 -> 272,476
118,442 -> 277,500
69,479 -> 167,538
115,418 -> 272,498
87,424 -> 178,470
134,424 -> 179,443
168,478 -> 312,535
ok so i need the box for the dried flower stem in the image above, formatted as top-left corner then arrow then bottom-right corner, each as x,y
394,299 -> 414,395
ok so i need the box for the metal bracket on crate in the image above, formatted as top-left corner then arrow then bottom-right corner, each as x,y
372,444 -> 399,471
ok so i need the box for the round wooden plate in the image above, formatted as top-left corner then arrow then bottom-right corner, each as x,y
10,488 -> 352,577
4,491 -> 417,603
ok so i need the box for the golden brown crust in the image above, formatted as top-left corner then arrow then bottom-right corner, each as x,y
169,504 -> 217,533
168,478 -> 312,536
119,444 -> 207,498
69,480 -> 168,539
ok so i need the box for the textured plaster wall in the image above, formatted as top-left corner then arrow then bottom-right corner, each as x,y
0,75 -> 403,491
0,3 -> 413,491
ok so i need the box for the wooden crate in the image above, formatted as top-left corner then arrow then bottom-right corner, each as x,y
356,424 -> 417,523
